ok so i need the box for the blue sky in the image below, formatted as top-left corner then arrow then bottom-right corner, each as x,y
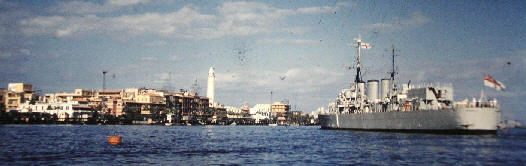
1,0 -> 525,121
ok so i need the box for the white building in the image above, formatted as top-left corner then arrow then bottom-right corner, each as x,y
249,104 -> 271,124
226,106 -> 243,114
225,106 -> 248,119
17,100 -> 93,122
207,67 -> 215,107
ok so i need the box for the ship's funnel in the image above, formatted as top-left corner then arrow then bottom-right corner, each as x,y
367,80 -> 379,102
358,82 -> 365,98
381,79 -> 390,101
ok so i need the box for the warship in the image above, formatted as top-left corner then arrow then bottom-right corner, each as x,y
318,37 -> 501,134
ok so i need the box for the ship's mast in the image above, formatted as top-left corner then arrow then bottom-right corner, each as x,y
355,38 -> 362,84
390,44 -> 398,92
353,36 -> 370,85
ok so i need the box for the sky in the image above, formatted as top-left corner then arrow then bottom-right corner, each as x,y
0,0 -> 525,121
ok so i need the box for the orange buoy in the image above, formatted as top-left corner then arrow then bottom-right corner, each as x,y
108,135 -> 122,145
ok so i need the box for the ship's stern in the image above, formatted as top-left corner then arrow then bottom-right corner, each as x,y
456,107 -> 500,132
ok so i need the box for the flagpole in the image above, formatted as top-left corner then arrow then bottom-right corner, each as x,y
481,73 -> 488,100
483,73 -> 488,102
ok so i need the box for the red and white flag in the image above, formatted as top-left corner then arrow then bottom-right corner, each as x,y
361,43 -> 371,49
484,73 -> 506,91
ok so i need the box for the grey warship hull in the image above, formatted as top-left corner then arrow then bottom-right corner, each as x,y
319,107 -> 500,134
319,37 -> 502,134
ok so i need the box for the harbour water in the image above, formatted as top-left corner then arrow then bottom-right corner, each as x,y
1,125 -> 525,165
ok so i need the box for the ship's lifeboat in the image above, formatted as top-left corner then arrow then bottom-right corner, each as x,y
404,102 -> 411,111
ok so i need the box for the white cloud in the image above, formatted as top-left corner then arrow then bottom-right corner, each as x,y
297,1 -> 354,14
108,0 -> 150,6
19,48 -> 31,55
0,51 -> 11,58
19,15 -> 100,37
364,12 -> 430,32
204,1 -> 294,38
20,5 -> 215,38
108,6 -> 215,37
216,67 -> 345,93
140,56 -> 157,61
208,1 -> 351,38
145,40 -> 168,47
0,48 -> 32,58
169,56 -> 181,62
52,1 -> 116,14
297,6 -> 334,14
52,0 -> 152,14
20,1 -> 351,39
258,38 -> 319,45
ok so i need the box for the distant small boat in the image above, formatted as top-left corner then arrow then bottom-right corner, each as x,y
231,122 -> 237,126
165,123 -> 172,126
186,123 -> 192,126
268,123 -> 278,126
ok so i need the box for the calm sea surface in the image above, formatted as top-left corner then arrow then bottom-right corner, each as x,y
1,125 -> 525,165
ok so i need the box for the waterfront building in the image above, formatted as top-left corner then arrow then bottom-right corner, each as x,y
213,106 -> 227,123
249,104 -> 271,124
74,89 -> 96,97
196,96 -> 210,115
96,88 -> 168,118
164,91 -> 209,124
240,104 -> 249,113
43,94 -> 56,102
124,100 -> 165,124
138,88 -> 166,96
225,105 -> 252,124
97,89 -> 124,99
7,83 -> 32,93
45,89 -> 96,103
17,100 -> 93,122
136,94 -> 165,104
288,111 -> 312,125
104,98 -> 128,117
271,101 -> 290,125
226,106 -> 245,119
5,83 -> 34,111
124,88 -> 139,100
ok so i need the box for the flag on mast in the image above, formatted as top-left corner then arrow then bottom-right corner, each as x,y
361,43 -> 371,49
484,73 -> 506,91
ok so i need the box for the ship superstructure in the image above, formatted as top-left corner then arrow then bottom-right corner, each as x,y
319,37 -> 500,134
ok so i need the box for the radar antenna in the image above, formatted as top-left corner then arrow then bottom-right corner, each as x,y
389,44 -> 399,92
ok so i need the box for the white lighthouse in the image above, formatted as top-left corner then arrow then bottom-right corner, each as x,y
207,67 -> 215,107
